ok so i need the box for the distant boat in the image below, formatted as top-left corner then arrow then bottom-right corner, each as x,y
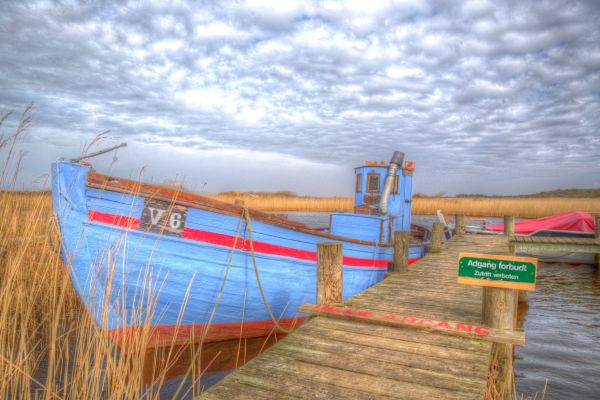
51,151 -> 428,349
479,211 -> 595,264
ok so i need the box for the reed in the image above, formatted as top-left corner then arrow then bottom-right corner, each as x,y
0,189 -> 221,399
411,197 -> 600,219
0,111 -> 213,399
211,193 -> 353,212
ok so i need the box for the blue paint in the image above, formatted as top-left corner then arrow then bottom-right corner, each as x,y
51,159 -> 425,340
331,163 -> 415,242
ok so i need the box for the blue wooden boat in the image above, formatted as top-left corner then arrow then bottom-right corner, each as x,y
51,151 -> 427,349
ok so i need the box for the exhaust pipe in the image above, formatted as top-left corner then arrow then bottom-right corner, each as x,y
380,151 -> 404,215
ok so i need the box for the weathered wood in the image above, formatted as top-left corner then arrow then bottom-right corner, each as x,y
482,286 -> 517,400
202,380 -> 302,400
510,235 -> 600,245
298,323 -> 489,364
595,214 -> 600,267
392,231 -> 409,272
454,214 -> 465,235
430,222 -> 443,253
518,290 -> 529,303
226,361 -> 395,400
70,142 -> 127,163
482,288 -> 516,330
503,215 -> 514,236
252,353 -> 481,400
316,242 -> 343,305
205,233 -> 519,400
278,331 -> 488,378
510,239 -> 600,253
268,343 -> 484,392
299,303 -> 524,345
308,317 -> 490,353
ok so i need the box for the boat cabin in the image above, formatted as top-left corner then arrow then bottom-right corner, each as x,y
329,158 -> 415,244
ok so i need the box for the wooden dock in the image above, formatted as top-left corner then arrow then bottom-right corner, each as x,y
510,235 -> 600,254
202,233 -> 522,400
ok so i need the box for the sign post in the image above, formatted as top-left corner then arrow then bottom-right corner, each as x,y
457,251 -> 536,399
457,252 -> 537,291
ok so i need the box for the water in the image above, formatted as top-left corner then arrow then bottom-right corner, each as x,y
161,213 -> 600,399
514,263 -> 600,399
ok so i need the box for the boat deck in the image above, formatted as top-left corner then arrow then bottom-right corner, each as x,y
202,234 -> 516,399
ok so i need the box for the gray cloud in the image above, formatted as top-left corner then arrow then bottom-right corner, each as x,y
1,0 -> 599,195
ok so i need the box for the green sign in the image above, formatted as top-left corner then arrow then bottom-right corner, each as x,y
457,252 -> 537,291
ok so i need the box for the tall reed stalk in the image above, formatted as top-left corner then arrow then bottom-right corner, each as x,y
0,111 -> 215,399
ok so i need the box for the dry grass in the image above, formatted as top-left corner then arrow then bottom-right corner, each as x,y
412,197 -> 600,218
211,193 -> 353,212
0,190 -> 220,399
212,193 -> 600,218
0,111 -> 213,399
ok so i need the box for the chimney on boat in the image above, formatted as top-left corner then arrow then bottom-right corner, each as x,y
380,151 -> 405,215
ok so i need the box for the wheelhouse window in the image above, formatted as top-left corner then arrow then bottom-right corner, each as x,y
392,175 -> 399,194
367,173 -> 380,192
355,173 -> 362,193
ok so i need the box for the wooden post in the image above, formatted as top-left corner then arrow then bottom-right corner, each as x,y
483,288 -> 516,328
483,287 -> 516,399
595,214 -> 600,268
392,231 -> 409,273
518,291 -> 529,303
316,242 -> 343,305
430,222 -> 443,253
454,214 -> 465,235
503,215 -> 514,237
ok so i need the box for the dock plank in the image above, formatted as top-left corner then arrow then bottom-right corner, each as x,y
509,235 -> 600,253
201,234 -> 515,399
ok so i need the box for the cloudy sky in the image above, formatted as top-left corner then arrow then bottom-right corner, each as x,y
1,0 -> 599,195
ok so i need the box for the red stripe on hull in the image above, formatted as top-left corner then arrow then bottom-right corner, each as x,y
88,211 -> 422,268
88,210 -> 140,229
107,317 -> 307,349
182,227 -> 393,268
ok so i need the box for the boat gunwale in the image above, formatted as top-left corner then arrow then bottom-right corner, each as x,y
87,170 -> 392,247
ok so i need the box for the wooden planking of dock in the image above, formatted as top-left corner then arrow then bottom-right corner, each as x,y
509,235 -> 600,254
202,232 -> 519,400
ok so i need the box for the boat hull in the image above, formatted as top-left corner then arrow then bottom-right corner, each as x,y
52,161 -> 424,348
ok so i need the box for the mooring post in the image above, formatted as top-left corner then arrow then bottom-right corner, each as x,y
595,214 -> 600,269
316,242 -> 343,305
503,215 -> 514,236
392,231 -> 409,273
454,214 -> 465,235
483,286 -> 516,399
505,215 -> 515,256
430,221 -> 443,253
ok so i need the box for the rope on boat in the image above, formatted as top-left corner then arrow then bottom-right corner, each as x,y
201,207 -> 291,343
200,209 -> 246,344
242,207 -> 293,333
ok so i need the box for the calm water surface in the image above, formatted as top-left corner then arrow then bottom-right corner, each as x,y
514,263 -> 600,399
162,213 -> 600,399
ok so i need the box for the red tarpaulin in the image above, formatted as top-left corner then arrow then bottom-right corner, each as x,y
485,211 -> 595,235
